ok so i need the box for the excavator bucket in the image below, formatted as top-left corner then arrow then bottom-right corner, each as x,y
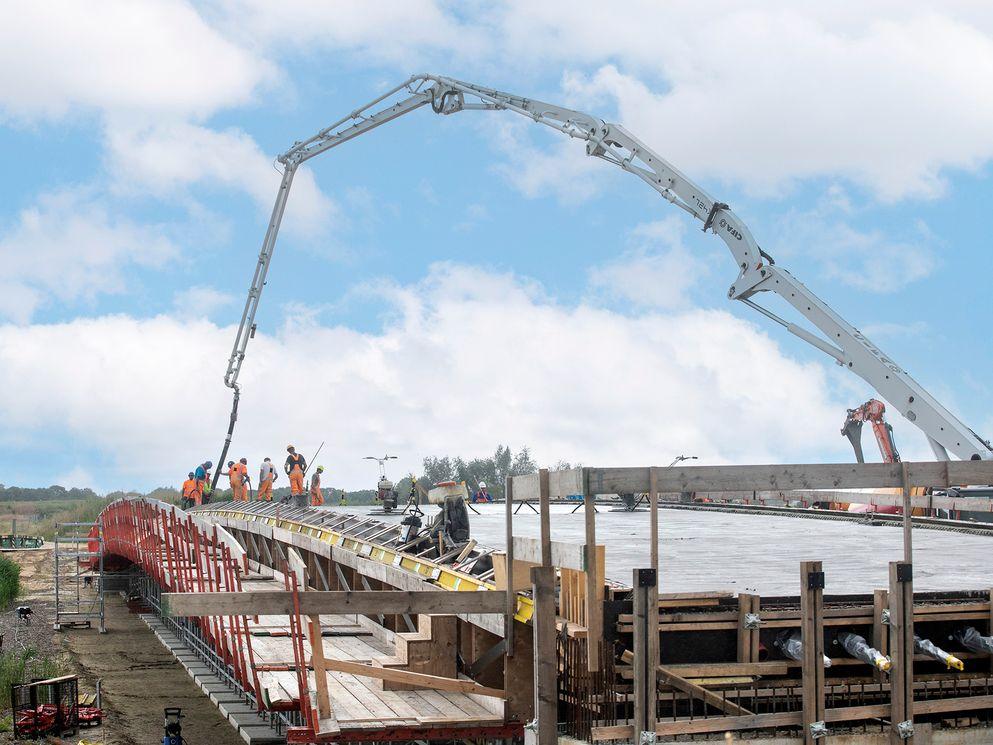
841,416 -> 866,463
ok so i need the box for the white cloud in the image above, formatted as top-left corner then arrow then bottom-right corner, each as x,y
0,0 -> 272,121
0,189 -> 181,322
491,120 -> 608,205
0,264 -> 850,492
105,121 -> 338,236
172,285 -> 234,320
859,321 -> 930,341
774,194 -> 937,293
589,216 -> 709,310
518,5 -> 993,201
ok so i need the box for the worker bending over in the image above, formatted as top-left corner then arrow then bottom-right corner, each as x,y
285,445 -> 307,506
258,458 -> 277,501
181,472 -> 200,510
309,466 -> 325,507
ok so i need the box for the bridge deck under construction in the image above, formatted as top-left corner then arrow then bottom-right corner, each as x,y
93,458 -> 993,744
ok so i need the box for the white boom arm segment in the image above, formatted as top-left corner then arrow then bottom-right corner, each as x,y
216,74 -> 990,481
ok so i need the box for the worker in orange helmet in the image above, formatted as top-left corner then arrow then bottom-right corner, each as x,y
257,457 -> 277,501
285,445 -> 307,507
309,466 -> 325,507
180,472 -> 199,510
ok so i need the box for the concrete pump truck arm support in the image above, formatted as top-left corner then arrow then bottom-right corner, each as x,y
211,74 -> 991,487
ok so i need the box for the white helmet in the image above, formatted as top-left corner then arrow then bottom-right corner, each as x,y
478,481 -> 487,489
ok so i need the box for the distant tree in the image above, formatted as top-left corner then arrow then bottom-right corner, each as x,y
420,445 -> 538,500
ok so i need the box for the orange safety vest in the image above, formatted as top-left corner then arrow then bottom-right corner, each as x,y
182,479 -> 199,498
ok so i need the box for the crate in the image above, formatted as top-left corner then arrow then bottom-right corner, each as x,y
11,675 -> 79,739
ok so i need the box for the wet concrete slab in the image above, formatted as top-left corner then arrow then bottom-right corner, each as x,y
331,503 -> 993,595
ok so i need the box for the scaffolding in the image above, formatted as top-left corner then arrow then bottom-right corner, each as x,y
53,521 -> 105,632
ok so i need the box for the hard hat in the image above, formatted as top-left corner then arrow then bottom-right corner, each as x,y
478,481 -> 487,489
239,457 -> 247,464
188,472 -> 195,479
263,457 -> 271,462
317,465 -> 324,472
227,460 -> 235,466
204,461 -> 213,468
287,444 -> 295,451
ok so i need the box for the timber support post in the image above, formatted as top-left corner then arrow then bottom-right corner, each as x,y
633,567 -> 658,743
583,467 -> 601,671
800,560 -> 825,744
889,561 -> 915,744
530,565 -> 557,744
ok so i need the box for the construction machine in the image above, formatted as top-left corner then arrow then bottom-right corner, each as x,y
213,75 -> 991,487
363,454 -> 399,513
842,398 -> 900,465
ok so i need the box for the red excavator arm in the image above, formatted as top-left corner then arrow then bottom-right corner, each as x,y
842,398 -> 901,464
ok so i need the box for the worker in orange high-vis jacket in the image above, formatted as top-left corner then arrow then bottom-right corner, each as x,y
258,457 -> 277,501
224,460 -> 246,502
285,445 -> 307,507
237,457 -> 251,501
309,466 -> 325,507
181,472 -> 199,510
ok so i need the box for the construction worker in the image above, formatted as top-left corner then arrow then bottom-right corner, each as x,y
181,472 -> 199,510
285,446 -> 307,507
194,461 -> 213,504
309,466 -> 325,507
471,480 -> 493,503
238,457 -> 251,501
338,489 -> 347,506
258,457 -> 277,501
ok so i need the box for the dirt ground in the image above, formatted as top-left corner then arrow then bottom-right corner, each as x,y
2,548 -> 243,745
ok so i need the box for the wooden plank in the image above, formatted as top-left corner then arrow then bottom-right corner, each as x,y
322,658 -> 505,699
800,560 -> 825,745
620,650 -> 750,717
491,553 -> 532,592
530,565 -> 557,744
631,569 -> 658,740
583,460 -> 993,495
654,709 -> 801,736
509,467 -> 583,501
162,590 -> 507,617
873,589 -> 889,684
665,661 -> 789,678
902,462 -> 913,563
584,468 -> 601,672
510,536 -> 593,571
538,468 -> 551,567
504,475 -> 515,657
889,560 -> 915,743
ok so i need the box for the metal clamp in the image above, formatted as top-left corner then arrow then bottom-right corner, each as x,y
702,201 -> 729,232
744,613 -> 762,630
881,609 -> 891,625
640,732 -> 657,744
897,720 -> 914,739
809,721 -> 828,739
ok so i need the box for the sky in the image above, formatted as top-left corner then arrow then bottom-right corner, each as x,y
0,1 -> 991,494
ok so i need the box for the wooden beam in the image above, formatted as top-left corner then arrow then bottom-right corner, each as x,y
504,475 -> 515,657
578,460 -> 993,495
889,560 -> 915,744
873,589 -> 889,684
631,569 -> 658,740
323,658 -> 505,698
583,467 -> 601,672
531,565 -> 557,743
510,536 -> 594,571
161,590 -> 508,617
800,560 -> 825,745
538,468 -> 551,567
621,650 -> 750,717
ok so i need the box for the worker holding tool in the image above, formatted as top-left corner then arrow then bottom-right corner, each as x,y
239,457 -> 252,501
194,461 -> 213,504
309,466 -> 325,507
258,458 -> 277,501
180,472 -> 199,510
285,445 -> 307,506
471,481 -> 493,503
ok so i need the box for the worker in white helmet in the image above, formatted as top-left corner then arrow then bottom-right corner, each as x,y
471,480 -> 493,503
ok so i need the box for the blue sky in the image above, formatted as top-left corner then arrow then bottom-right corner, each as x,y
0,2 -> 991,493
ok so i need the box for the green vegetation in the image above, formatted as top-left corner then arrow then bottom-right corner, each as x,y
0,485 -> 99,502
0,555 -> 20,608
0,647 -> 67,708
421,445 -> 538,501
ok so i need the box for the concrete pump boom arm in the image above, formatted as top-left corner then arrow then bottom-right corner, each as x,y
215,74 -> 989,485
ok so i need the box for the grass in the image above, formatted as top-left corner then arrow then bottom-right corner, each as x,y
0,646 -> 68,713
0,555 -> 19,608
